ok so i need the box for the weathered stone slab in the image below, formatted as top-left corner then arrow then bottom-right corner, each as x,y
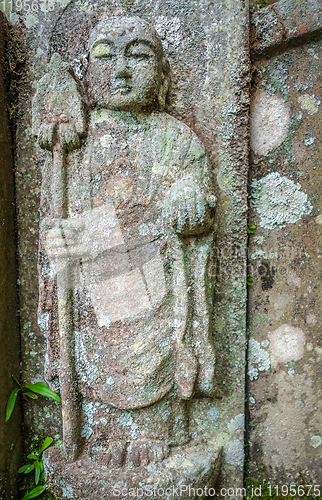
0,12 -> 21,500
249,34 -> 322,483
3,0 -> 249,497
251,0 -> 322,55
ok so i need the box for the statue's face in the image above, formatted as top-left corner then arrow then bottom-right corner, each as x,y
87,18 -> 164,111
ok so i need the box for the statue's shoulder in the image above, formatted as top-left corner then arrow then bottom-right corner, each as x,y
148,112 -> 207,162
149,111 -> 196,137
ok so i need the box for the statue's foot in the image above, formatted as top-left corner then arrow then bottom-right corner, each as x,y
88,441 -> 125,467
47,442 -> 223,499
88,439 -> 169,467
126,439 -> 169,466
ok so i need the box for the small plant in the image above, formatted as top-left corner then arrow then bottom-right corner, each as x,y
6,375 -> 61,422
5,376 -> 60,499
247,275 -> 253,286
19,437 -> 54,500
248,224 -> 256,234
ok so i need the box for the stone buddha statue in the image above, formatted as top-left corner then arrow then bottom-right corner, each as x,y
36,15 -> 219,468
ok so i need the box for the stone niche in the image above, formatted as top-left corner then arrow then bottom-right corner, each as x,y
0,12 -> 21,500
11,0 -> 249,498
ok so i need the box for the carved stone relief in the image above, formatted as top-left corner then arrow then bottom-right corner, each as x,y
33,16 -> 223,497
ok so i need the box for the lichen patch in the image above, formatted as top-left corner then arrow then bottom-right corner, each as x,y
268,324 -> 305,363
250,91 -> 291,155
298,94 -> 321,115
310,435 -> 322,449
306,313 -> 317,325
248,339 -> 271,381
251,172 -> 313,230
224,439 -> 244,467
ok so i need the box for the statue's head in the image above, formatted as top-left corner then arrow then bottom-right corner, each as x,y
86,16 -> 170,112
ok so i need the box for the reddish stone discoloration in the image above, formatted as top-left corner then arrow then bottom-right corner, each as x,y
45,444 -> 222,500
251,0 -> 322,56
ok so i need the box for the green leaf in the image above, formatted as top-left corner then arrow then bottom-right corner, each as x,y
24,392 -> 38,400
34,461 -> 40,485
39,437 -> 53,454
246,275 -> 253,286
23,381 -> 48,390
39,460 -> 44,473
23,463 -> 35,474
18,464 -> 31,473
6,388 -> 20,422
25,384 -> 61,403
11,375 -> 21,387
27,454 -> 39,460
22,485 -> 47,500
257,0 -> 267,8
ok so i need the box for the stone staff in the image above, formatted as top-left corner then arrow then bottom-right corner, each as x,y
32,53 -> 86,461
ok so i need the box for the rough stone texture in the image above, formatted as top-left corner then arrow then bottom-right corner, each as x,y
45,445 -> 222,499
251,0 -> 322,55
4,0 -> 249,497
0,12 -> 21,500
33,18 -> 222,491
249,31 -> 322,483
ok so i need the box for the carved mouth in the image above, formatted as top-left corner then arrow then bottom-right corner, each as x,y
110,85 -> 132,95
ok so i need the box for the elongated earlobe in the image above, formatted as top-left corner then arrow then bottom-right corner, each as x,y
158,57 -> 170,110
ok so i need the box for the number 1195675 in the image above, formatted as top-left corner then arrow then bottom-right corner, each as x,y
2,0 -> 55,11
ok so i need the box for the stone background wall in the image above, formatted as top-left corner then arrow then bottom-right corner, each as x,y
248,0 -> 322,484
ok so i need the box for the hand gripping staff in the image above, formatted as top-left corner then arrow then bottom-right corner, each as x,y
32,53 -> 86,461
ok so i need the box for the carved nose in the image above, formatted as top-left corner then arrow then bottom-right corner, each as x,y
115,57 -> 131,78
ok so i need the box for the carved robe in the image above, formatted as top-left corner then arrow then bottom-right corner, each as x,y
38,109 -> 216,411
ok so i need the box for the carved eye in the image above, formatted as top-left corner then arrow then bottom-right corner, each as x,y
91,43 -> 115,60
127,44 -> 153,61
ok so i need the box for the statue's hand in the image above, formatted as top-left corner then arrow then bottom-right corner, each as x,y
38,123 -> 56,151
59,123 -> 81,151
43,217 -> 86,262
38,122 -> 81,151
164,178 -> 216,235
